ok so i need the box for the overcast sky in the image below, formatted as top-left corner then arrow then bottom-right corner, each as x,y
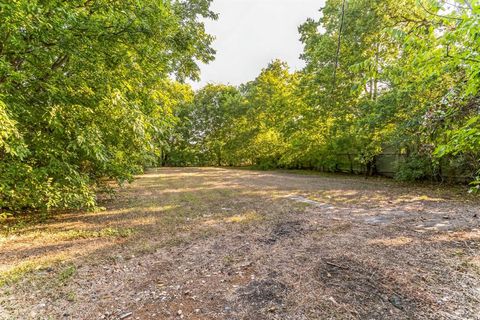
191,0 -> 325,89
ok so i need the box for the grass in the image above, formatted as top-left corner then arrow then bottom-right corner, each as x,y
225,211 -> 263,224
0,172 -> 244,288
1,227 -> 134,243
58,264 -> 77,284
0,227 -> 134,288
0,254 -> 68,287
57,227 -> 134,240
2,167 -> 480,319
1,211 -> 53,236
66,291 -> 77,302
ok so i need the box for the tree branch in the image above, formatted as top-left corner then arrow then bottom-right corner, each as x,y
463,0 -> 473,11
419,1 -> 463,21
333,0 -> 346,90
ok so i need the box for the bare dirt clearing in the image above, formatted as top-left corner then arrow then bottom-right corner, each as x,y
1,168 -> 480,319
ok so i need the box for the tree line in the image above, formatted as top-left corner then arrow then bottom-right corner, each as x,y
1,0 -> 479,215
167,0 -> 480,186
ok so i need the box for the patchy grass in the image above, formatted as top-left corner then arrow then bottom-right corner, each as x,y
0,254 -> 69,287
59,227 -> 134,240
65,291 -> 77,302
19,227 -> 135,242
0,227 -> 134,287
58,264 -> 77,284
225,211 -> 262,224
1,167 -> 479,320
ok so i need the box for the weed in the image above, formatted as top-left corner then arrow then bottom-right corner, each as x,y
66,291 -> 77,302
58,264 -> 77,284
223,255 -> 236,265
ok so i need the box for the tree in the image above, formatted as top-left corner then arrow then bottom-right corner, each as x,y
0,0 -> 216,213
167,84 -> 242,166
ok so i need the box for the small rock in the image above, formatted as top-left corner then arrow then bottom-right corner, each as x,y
239,261 -> 252,269
389,295 -> 403,310
119,312 -> 132,320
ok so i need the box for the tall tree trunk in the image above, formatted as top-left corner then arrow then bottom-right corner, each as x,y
373,42 -> 380,101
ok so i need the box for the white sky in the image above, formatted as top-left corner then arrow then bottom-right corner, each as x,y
191,0 -> 325,89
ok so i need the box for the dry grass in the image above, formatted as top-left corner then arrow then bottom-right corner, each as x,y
0,167 -> 479,319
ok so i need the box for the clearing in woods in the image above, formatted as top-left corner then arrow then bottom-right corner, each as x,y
1,168 -> 480,319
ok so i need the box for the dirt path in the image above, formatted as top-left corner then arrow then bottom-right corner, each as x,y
1,168 -> 480,319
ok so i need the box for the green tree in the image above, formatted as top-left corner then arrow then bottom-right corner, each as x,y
0,0 -> 216,213
167,84 -> 242,166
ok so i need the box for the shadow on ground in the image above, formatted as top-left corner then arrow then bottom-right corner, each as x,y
1,167 -> 479,319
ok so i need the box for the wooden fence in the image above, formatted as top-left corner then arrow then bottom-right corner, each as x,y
332,153 -> 473,182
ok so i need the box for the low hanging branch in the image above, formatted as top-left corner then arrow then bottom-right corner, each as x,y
464,0 -> 473,12
418,1 -> 463,20
332,0 -> 346,90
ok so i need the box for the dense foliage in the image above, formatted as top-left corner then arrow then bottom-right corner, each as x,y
168,0 -> 480,187
1,0 -> 479,215
0,0 -> 214,213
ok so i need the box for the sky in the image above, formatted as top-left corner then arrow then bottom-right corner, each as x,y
191,0 -> 325,89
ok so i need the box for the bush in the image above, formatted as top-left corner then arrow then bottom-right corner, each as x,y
394,154 -> 433,182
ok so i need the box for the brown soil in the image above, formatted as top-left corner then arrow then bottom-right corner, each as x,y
1,168 -> 480,319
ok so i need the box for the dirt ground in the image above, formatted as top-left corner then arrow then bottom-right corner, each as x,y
1,167 -> 480,320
